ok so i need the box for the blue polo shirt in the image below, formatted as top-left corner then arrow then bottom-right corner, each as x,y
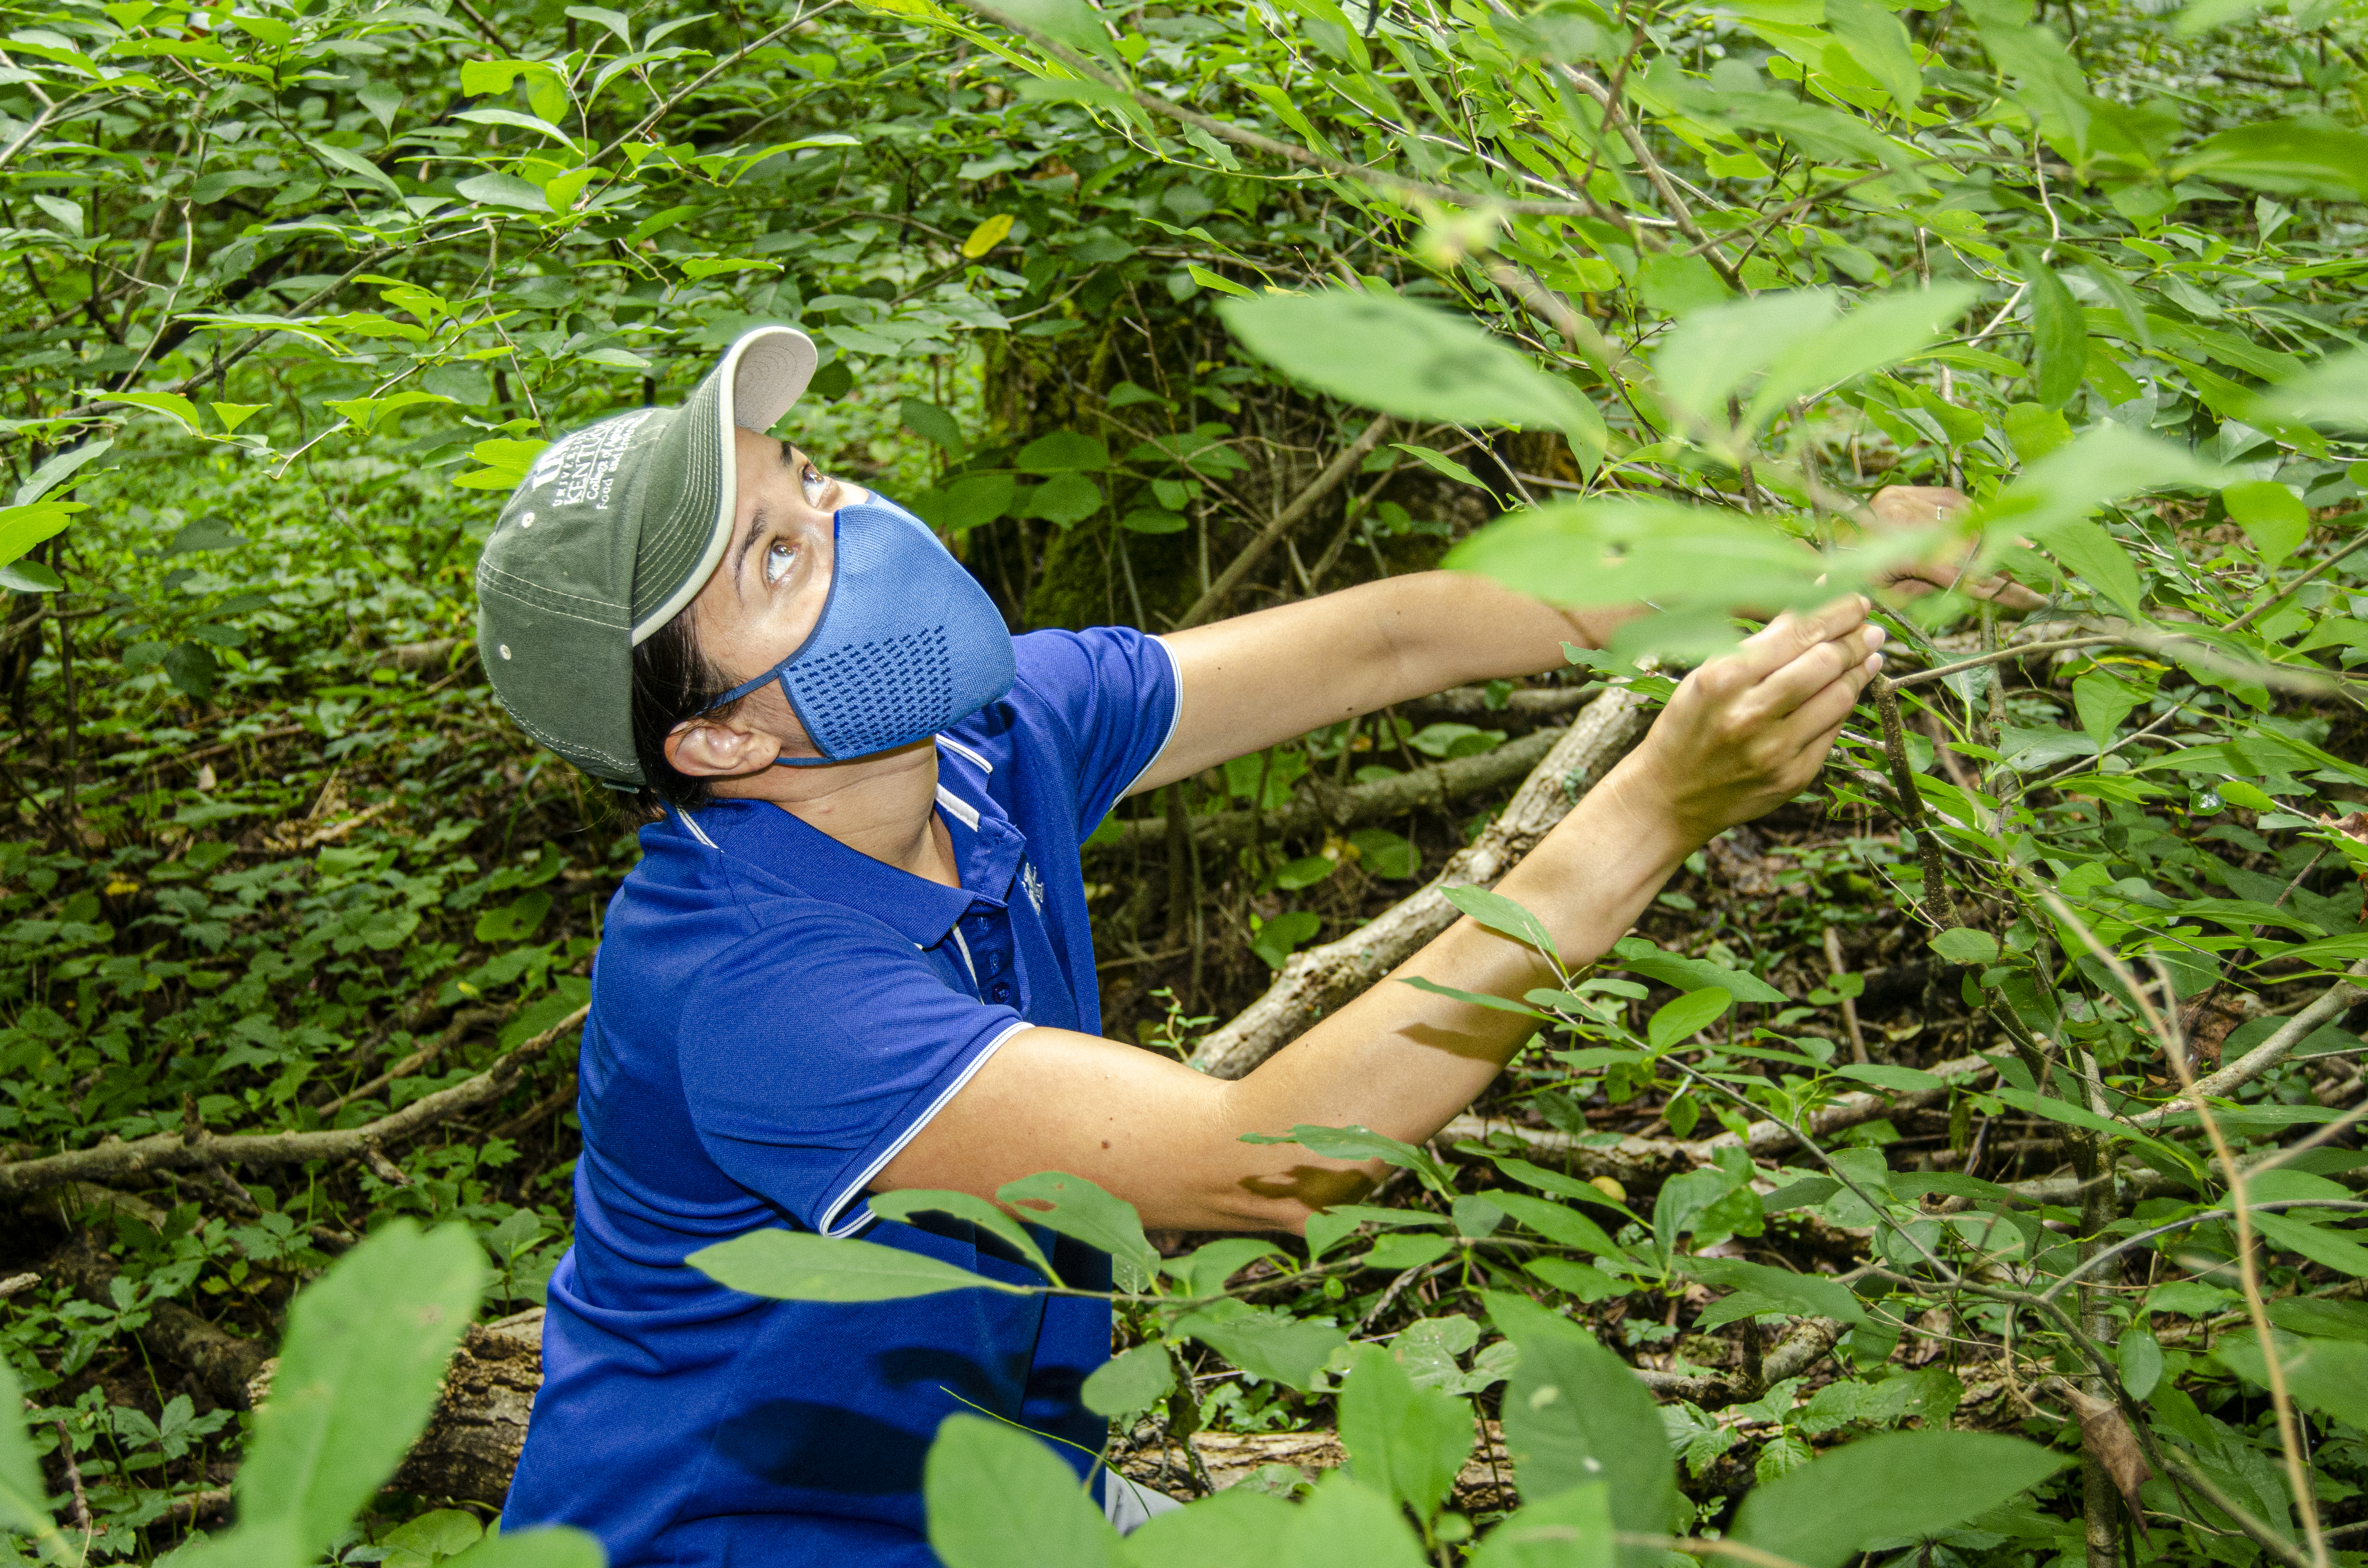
502,627 -> 1181,1568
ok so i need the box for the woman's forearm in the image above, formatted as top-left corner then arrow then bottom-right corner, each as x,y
1202,751 -> 1695,1226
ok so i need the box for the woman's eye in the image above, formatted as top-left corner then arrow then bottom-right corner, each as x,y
764,539 -> 796,586
800,464 -> 828,508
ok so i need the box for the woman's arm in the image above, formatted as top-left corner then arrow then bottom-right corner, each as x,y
1128,571 -> 1639,796
877,599 -> 1882,1232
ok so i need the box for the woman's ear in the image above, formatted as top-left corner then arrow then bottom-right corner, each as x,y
664,717 -> 781,779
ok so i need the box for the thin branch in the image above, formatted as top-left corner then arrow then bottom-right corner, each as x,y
1175,414 -> 1391,628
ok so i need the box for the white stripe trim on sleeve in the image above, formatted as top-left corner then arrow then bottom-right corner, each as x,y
814,1018 -> 1033,1239
1120,634 -> 1189,800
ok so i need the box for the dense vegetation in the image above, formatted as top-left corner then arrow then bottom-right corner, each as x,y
0,0 -> 2364,1556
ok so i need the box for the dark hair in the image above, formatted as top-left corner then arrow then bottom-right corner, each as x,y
627,608 -> 736,819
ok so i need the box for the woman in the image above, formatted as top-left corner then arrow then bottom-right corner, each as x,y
479,325 -> 1886,1566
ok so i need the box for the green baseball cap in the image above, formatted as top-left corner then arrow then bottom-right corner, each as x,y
475,324 -> 818,785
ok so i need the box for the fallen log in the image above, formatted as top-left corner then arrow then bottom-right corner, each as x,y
0,1006 -> 587,1199
246,1308 -> 544,1506
1089,723 -> 1568,859
1191,685 -> 1653,1079
46,1236 -> 269,1410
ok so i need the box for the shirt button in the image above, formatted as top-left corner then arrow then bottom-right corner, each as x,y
989,984 -> 1012,1004
986,952 -> 1004,975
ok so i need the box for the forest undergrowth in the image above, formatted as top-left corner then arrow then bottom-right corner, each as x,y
0,0 -> 2366,1557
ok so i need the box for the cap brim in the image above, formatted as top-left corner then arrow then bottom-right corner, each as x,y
628,324 -> 818,644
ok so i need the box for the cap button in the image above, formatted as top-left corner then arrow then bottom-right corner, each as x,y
499,644 -> 512,660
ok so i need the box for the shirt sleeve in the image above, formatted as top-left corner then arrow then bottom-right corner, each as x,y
1009,626 -> 1183,836
675,914 -> 1030,1237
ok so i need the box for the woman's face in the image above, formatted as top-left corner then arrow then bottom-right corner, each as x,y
666,428 -> 863,770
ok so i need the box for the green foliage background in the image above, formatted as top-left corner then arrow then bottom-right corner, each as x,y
0,0 -> 2365,1554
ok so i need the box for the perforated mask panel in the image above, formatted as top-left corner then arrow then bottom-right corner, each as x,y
784,626 -> 959,759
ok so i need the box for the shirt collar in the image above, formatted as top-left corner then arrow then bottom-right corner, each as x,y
676,778 -> 1028,949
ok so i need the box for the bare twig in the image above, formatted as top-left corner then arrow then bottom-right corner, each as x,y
1175,414 -> 1393,628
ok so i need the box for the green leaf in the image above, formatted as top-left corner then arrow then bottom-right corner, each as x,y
1495,1311 -> 1680,1567
1080,1343 -> 1172,1419
1746,285 -> 1977,429
2014,247 -> 2086,410
2038,516 -> 2147,622
308,138 -> 404,198
1016,430 -> 1111,472
2072,669 -> 2142,750
2252,1210 -> 2368,1276
1470,1482 -> 1616,1568
1609,938 -> 1788,1004
2217,1330 -> 2368,1429
0,1355 -> 55,1544
1975,425 -> 2219,564
1731,1431 -> 2068,1568
914,473 -> 1018,534
1123,1487 -> 1297,1567
1647,987 -> 1731,1051
1348,827 -> 1418,880
1399,975 -> 1552,1018
0,502 -> 85,571
13,437 -> 112,506
233,1222 -> 485,1566
1241,1123 -> 1458,1195
1275,853 -> 1337,890
865,1188 -> 1061,1285
446,1528 -> 606,1568
1389,442 -> 1487,488
690,1229 -> 1036,1301
1440,884 -> 1564,965
1339,1343 -> 1475,1521
1836,1063 -> 1945,1094
925,1414 -> 1122,1568
998,1171 -> 1159,1289
900,397 -> 969,458
456,172 -> 552,211
2172,122 -> 2368,202
563,3 -> 633,44
1636,252 -> 1732,317
102,390 -> 206,433
1277,1470 -> 1431,1568
1824,0 -> 1921,113
454,108 -> 578,147
1169,1300 -> 1348,1389
1486,1190 -> 1631,1266
1222,289 -> 1606,461
1682,1256 -> 1866,1325
2117,1326 -> 2164,1401
1446,499 -> 1834,618
1929,928 -> 2001,965
991,0 -> 1121,59
2222,480 -> 2309,566
1525,1257 -> 1631,1302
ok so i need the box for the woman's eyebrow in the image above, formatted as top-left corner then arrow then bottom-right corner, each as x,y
731,503 -> 769,597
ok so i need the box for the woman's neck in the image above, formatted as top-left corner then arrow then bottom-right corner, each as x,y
710,738 -> 961,888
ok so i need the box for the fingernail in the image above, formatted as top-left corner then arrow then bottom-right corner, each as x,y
1866,625 -> 1888,651
1866,653 -> 1885,674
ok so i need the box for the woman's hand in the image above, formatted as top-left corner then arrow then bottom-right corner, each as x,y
1862,485 -> 2047,611
1607,595 -> 1884,846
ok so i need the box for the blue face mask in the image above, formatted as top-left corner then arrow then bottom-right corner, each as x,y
708,493 -> 1015,765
